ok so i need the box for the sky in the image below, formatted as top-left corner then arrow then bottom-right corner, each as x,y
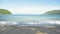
0,0 -> 60,14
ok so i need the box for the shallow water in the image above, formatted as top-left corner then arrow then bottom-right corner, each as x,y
0,14 -> 60,25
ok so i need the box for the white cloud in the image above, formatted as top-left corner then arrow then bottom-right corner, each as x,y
7,7 -> 60,14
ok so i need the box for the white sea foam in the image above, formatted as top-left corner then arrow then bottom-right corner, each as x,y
0,20 -> 60,26
0,21 -> 18,25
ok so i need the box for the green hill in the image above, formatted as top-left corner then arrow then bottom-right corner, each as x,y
44,10 -> 60,15
0,9 -> 12,14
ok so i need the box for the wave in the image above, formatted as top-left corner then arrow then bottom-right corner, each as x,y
0,20 -> 60,26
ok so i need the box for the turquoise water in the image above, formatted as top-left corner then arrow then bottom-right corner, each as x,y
0,14 -> 60,25
0,14 -> 60,22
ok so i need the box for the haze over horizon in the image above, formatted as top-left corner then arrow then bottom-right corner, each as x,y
0,0 -> 60,14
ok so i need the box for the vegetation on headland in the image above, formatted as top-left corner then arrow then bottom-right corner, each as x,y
43,10 -> 60,15
0,9 -> 12,14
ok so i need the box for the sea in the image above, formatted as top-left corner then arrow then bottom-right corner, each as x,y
0,14 -> 60,26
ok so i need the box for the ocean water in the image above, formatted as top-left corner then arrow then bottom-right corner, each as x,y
0,14 -> 60,25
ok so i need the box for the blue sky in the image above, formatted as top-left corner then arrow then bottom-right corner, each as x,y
0,0 -> 60,14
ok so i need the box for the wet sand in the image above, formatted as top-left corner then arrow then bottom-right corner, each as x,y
0,25 -> 60,34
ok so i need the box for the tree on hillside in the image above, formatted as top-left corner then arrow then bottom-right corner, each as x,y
0,9 -> 12,14
44,10 -> 60,15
